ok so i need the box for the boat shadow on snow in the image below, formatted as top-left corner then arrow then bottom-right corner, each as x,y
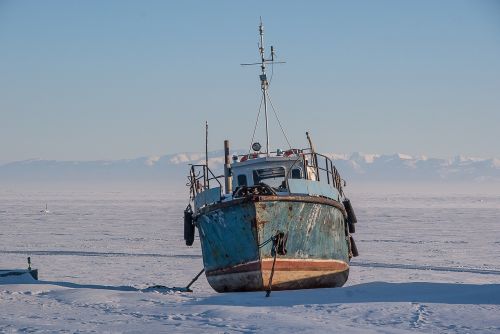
35,280 -> 139,292
0,273 -> 191,293
3,275 -> 499,306
196,282 -> 500,307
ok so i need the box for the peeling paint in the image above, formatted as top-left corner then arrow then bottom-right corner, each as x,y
196,195 -> 349,292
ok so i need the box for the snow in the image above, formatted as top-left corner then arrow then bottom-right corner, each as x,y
169,153 -> 198,164
145,156 -> 161,166
1,187 -> 499,333
393,153 -> 413,161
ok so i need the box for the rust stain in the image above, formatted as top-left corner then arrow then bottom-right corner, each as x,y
261,259 -> 349,272
200,195 -> 346,217
257,219 -> 269,227
198,195 -> 350,292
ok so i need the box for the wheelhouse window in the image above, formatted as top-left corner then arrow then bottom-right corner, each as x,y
291,168 -> 302,179
237,174 -> 247,187
253,167 -> 286,188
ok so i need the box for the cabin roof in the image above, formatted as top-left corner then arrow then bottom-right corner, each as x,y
231,155 -> 301,168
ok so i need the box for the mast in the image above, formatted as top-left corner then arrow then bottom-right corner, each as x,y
242,18 -> 284,157
258,20 -> 270,156
205,121 -> 208,188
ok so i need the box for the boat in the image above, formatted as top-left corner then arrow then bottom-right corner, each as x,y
40,204 -> 50,214
183,20 -> 359,293
1,257 -> 38,280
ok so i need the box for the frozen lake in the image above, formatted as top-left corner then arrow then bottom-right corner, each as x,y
1,187 -> 499,333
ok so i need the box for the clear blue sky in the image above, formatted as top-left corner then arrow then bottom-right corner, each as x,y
1,0 -> 499,162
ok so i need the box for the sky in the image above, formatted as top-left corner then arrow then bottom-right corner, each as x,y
1,0 -> 499,163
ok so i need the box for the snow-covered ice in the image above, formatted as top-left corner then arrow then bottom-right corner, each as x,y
1,187 -> 499,333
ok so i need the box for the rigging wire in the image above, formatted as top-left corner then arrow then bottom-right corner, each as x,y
265,91 -> 292,150
268,61 -> 274,86
249,94 -> 264,154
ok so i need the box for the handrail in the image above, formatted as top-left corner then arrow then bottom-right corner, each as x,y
280,150 -> 344,197
300,152 -> 345,197
188,164 -> 223,200
188,150 -> 344,201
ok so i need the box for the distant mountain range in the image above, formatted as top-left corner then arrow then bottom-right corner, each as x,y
1,151 -> 499,186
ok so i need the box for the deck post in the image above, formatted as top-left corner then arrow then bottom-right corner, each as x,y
224,140 -> 232,194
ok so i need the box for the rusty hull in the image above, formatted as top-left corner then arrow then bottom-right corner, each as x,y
196,195 -> 350,292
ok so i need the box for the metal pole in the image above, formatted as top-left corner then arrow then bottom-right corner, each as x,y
326,159 -> 330,185
205,121 -> 208,188
259,20 -> 270,156
263,88 -> 269,156
224,140 -> 232,194
306,132 -> 319,181
185,268 -> 205,290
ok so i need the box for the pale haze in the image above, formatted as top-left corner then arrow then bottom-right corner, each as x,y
1,3 -> 500,332
1,0 -> 499,163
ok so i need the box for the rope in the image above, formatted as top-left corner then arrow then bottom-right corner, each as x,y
266,241 -> 278,297
148,232 -> 284,294
265,91 -> 292,150
258,235 -> 275,249
265,231 -> 287,297
249,94 -> 264,154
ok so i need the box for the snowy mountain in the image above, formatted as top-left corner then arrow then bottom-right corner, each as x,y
0,151 -> 236,187
325,153 -> 500,182
1,151 -> 499,186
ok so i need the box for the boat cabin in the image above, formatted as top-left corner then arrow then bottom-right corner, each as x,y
230,153 -> 316,192
188,148 -> 344,212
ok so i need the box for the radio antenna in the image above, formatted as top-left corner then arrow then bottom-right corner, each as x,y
241,18 -> 285,156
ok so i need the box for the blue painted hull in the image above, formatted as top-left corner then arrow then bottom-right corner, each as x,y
196,195 -> 350,292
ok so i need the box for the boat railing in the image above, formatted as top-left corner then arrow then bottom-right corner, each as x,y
303,150 -> 344,196
292,150 -> 344,197
233,148 -> 345,197
188,164 -> 224,200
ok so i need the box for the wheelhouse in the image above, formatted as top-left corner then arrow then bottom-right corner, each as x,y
187,148 -> 345,213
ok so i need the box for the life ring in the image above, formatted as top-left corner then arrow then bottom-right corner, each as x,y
284,149 -> 300,157
240,153 -> 258,162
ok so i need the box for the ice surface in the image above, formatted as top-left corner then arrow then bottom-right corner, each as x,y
1,187 -> 499,333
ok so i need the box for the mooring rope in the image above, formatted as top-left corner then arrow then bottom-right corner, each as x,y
265,240 -> 279,297
265,231 -> 287,297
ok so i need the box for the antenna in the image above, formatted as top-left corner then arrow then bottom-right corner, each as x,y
241,19 -> 285,156
205,121 -> 208,187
